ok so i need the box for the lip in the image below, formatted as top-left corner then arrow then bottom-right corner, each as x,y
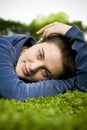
22,62 -> 30,76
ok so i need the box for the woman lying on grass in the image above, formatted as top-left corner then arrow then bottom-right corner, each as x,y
0,22 -> 86,101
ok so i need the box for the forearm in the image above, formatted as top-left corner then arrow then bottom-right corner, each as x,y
65,25 -> 87,91
65,25 -> 86,52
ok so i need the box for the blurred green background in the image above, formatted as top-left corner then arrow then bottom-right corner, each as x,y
0,12 -> 87,41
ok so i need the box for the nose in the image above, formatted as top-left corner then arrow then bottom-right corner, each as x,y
30,61 -> 44,73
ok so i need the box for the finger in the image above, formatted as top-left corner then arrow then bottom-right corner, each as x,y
36,26 -> 48,34
36,28 -> 45,34
42,30 -> 49,39
42,28 -> 55,39
36,23 -> 54,34
37,30 -> 51,43
37,38 -> 43,43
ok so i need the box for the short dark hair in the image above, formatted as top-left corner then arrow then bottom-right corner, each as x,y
41,34 -> 76,79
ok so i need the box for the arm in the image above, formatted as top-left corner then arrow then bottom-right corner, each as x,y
37,22 -> 87,92
65,26 -> 87,91
36,22 -> 71,42
0,34 -> 36,47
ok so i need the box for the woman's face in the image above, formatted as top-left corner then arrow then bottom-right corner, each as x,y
16,42 -> 63,82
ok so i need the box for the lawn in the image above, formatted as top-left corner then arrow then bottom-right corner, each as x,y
0,91 -> 87,130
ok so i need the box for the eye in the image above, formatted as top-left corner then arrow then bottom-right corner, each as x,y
43,69 -> 50,79
38,50 -> 42,60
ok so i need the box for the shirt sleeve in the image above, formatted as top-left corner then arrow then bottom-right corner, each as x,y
0,34 -> 36,47
65,26 -> 87,92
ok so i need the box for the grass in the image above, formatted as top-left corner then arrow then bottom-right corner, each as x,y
0,91 -> 87,130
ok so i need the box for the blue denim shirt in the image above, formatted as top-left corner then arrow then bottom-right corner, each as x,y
0,26 -> 87,101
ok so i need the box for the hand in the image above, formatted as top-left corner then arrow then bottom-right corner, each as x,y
36,22 -> 72,42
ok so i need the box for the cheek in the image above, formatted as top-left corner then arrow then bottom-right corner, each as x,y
20,52 -> 30,62
25,50 -> 37,61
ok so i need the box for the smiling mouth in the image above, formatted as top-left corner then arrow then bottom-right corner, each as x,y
22,62 -> 31,76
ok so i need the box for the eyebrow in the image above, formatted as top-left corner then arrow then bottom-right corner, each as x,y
42,47 -> 53,78
41,47 -> 44,60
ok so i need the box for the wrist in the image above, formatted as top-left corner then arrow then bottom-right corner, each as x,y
60,24 -> 72,35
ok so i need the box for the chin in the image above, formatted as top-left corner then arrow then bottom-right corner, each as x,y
16,71 -> 23,79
